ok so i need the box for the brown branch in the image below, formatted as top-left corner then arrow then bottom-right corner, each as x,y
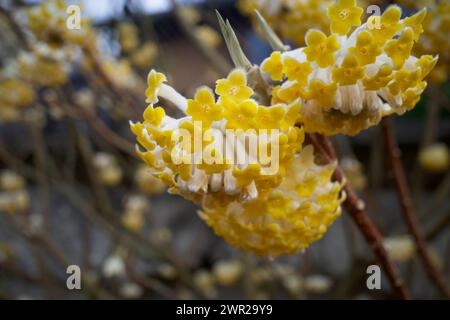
59,86 -> 136,157
0,5 -> 31,50
311,133 -> 411,299
381,118 -> 450,299
82,47 -> 142,120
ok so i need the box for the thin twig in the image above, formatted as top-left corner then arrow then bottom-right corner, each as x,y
311,133 -> 411,299
82,47 -> 142,119
381,117 -> 450,298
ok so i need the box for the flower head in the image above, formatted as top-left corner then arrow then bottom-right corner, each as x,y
199,146 -> 345,257
132,68 -> 305,203
259,1 -> 436,136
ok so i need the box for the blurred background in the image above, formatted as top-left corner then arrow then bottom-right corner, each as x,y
0,0 -> 449,299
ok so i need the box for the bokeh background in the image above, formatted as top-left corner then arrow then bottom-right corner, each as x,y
0,0 -> 449,299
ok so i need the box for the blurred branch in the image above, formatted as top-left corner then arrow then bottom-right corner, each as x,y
82,47 -> 142,120
381,118 -> 450,299
172,2 -> 231,76
310,133 -> 411,299
412,85 -> 442,200
58,86 -> 136,157
419,170 -> 450,222
0,5 -> 31,50
124,253 -> 177,299
29,117 -> 51,230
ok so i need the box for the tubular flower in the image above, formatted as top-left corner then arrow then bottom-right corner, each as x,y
397,1 -> 450,83
131,68 -> 305,203
260,2 -> 437,136
198,145 -> 345,257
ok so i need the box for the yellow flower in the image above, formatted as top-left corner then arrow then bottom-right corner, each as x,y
255,105 -> 286,130
368,5 -> 402,45
416,55 -> 439,80
306,80 -> 337,108
215,69 -> 253,102
327,0 -> 363,36
332,54 -> 364,85
283,57 -> 313,86
186,87 -> 223,127
419,143 -> 450,173
277,82 -> 308,102
261,51 -> 283,81
304,30 -> 340,68
363,64 -> 393,91
232,163 -> 262,188
194,25 -> 221,48
0,79 -> 35,109
197,150 -> 231,175
145,70 -> 167,104
402,8 -> 427,42
384,28 -> 415,69
222,98 -> 258,130
388,69 -> 421,96
402,87 -> 423,111
348,31 -> 382,66
143,105 -> 165,126
281,101 -> 301,131
118,22 -> 139,53
131,42 -> 158,70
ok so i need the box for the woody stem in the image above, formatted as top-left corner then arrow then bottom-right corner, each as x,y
310,133 -> 411,299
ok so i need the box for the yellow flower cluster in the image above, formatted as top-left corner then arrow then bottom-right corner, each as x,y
17,46 -> 69,87
397,0 -> 450,83
199,146 -> 344,256
261,1 -> 437,135
121,194 -> 151,232
0,78 -> 35,121
239,0 -> 332,47
239,0 -> 377,47
93,152 -> 123,187
132,68 -> 304,203
134,164 -> 167,195
132,68 -> 345,256
0,171 -> 30,215
27,0 -> 94,49
118,22 -> 140,54
131,42 -> 159,71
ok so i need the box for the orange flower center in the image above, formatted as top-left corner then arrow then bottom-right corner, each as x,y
359,47 -> 368,55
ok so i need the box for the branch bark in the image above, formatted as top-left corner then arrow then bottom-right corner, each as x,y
381,118 -> 450,299
311,134 -> 411,299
